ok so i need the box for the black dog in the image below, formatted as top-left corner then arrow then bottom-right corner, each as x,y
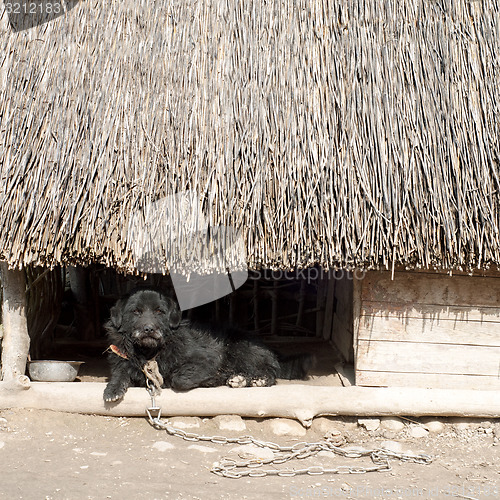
103,289 -> 312,402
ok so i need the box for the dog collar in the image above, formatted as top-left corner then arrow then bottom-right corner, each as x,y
108,344 -> 128,359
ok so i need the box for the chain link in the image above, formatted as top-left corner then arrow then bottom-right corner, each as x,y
145,389 -> 433,479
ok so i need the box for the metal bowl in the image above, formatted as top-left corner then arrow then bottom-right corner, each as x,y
27,360 -> 84,382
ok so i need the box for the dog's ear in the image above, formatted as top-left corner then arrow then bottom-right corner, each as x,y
109,299 -> 124,329
167,298 -> 182,328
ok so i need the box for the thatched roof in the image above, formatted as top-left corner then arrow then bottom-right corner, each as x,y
0,0 -> 499,273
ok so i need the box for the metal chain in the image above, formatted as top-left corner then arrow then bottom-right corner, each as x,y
145,387 -> 433,479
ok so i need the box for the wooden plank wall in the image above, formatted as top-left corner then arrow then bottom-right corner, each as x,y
356,271 -> 500,390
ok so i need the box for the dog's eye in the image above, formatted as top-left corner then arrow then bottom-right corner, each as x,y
154,308 -> 163,315
133,309 -> 142,316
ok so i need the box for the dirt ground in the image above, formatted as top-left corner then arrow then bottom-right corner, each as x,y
0,408 -> 498,500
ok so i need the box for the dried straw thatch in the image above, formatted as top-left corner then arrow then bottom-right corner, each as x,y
0,0 -> 499,273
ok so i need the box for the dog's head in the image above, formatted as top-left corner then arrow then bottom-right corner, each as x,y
108,290 -> 181,350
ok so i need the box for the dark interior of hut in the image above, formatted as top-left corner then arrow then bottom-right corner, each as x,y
25,266 -> 353,388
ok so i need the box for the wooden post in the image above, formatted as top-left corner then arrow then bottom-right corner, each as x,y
253,277 -> 259,332
329,272 -> 355,363
68,266 -> 96,341
295,279 -> 306,327
271,279 -> 279,336
352,274 -> 362,362
0,263 -> 31,386
322,271 -> 335,340
315,271 -> 328,337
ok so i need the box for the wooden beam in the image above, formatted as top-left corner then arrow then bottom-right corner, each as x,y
0,263 -> 30,384
1,382 -> 499,420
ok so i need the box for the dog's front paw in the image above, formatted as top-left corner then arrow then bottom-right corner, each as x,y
250,378 -> 269,387
227,375 -> 247,388
103,385 -> 126,403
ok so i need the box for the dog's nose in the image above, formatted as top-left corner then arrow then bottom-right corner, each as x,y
143,325 -> 155,335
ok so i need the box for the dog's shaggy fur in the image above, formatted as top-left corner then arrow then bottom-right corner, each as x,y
103,289 -> 312,402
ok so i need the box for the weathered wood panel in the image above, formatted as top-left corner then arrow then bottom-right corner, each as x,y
355,271 -> 500,390
357,340 -> 500,376
362,272 -> 500,308
359,315 -> 500,346
362,301 -> 500,323
356,372 -> 500,390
